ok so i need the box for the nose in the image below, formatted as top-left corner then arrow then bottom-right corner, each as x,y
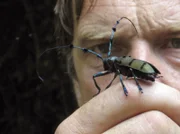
129,38 -> 163,76
129,39 -> 159,63
129,39 -> 152,61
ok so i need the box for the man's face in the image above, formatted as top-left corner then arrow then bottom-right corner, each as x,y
72,0 -> 180,105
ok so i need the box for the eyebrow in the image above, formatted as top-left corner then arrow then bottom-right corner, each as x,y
77,12 -> 140,45
77,24 -> 139,49
78,33 -> 111,48
77,12 -> 117,41
79,28 -> 111,41
168,23 -> 180,35
76,21 -> 112,47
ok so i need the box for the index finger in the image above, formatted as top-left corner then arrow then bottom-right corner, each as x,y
56,81 -> 180,134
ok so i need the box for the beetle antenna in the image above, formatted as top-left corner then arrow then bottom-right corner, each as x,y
37,44 -> 73,82
72,45 -> 103,61
39,44 -> 72,58
37,44 -> 103,82
108,17 -> 138,57
39,44 -> 103,60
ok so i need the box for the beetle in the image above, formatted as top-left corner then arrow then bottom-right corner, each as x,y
38,17 -> 161,96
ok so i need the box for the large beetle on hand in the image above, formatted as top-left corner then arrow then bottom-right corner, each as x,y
39,17 -> 161,96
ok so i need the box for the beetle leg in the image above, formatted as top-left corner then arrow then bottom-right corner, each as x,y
117,70 -> 128,96
93,71 -> 112,97
155,75 -> 163,78
105,73 -> 117,89
119,73 -> 128,96
130,68 -> 143,93
126,76 -> 132,80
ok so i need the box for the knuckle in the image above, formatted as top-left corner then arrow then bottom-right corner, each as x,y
54,115 -> 84,134
144,111 -> 172,133
54,121 -> 72,134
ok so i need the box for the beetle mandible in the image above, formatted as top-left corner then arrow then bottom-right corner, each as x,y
38,17 -> 162,96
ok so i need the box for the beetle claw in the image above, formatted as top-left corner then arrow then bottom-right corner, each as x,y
123,87 -> 128,96
139,89 -> 143,94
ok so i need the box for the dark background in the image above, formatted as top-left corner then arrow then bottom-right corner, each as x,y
0,0 -> 78,133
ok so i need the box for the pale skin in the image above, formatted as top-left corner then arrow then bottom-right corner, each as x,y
55,0 -> 180,133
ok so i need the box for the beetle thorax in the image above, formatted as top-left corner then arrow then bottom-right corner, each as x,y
103,56 -> 117,70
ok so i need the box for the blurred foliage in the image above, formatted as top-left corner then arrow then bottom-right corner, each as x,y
0,0 -> 78,133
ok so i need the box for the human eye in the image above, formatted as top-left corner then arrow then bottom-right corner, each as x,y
90,43 -> 109,58
167,38 -> 180,49
93,43 -> 109,54
91,41 -> 128,57
162,37 -> 180,65
80,43 -> 109,68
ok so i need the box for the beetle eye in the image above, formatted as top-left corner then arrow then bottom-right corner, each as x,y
168,38 -> 180,48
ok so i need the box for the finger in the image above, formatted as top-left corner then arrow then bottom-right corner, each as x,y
103,110 -> 180,134
55,81 -> 180,134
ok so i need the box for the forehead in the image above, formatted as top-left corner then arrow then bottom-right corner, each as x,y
74,0 -> 180,41
80,0 -> 179,21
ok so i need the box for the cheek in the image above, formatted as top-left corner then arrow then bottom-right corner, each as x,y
160,73 -> 180,93
76,65 -> 116,103
160,68 -> 180,91
73,52 -> 97,103
73,54 -> 117,103
78,67 -> 97,102
157,60 -> 180,92
160,49 -> 180,91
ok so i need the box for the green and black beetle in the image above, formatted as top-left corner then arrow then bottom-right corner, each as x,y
38,17 -> 161,96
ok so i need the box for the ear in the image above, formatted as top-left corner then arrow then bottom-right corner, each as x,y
72,79 -> 83,106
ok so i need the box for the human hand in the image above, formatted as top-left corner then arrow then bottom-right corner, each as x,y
55,81 -> 180,134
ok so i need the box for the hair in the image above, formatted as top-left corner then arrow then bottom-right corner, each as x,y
54,0 -> 84,78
